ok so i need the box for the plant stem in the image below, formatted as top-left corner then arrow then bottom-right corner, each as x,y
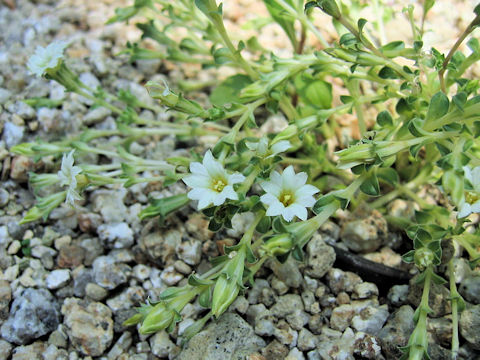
439,13 -> 480,93
448,259 -> 460,359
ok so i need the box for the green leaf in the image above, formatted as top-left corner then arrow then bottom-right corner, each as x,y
378,66 -> 399,79
467,37 -> 480,53
408,118 -> 430,137
256,216 -> 271,233
198,288 -> 212,308
360,172 -> 380,196
294,74 -> 332,109
210,74 -> 252,106
188,274 -> 214,286
212,47 -> 232,64
380,40 -> 405,53
452,92 -> 467,111
376,110 -> 393,127
377,168 -> 399,186
426,91 -> 449,121
402,250 -> 415,263
339,33 -> 357,47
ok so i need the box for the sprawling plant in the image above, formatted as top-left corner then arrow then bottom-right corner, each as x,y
17,0 -> 480,358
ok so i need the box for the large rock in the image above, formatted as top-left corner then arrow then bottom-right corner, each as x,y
61,297 -> 113,357
177,313 -> 266,360
1,288 -> 60,345
304,234 -> 335,279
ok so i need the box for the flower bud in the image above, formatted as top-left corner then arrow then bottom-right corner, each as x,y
139,302 -> 174,334
414,247 -> 435,270
316,0 -> 341,19
260,234 -> 293,256
146,81 -> 204,115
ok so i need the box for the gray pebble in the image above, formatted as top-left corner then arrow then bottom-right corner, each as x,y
297,328 -> 317,351
459,275 -> 480,304
460,304 -> 480,350
2,122 -> 24,149
305,234 -> 336,279
46,269 -> 71,290
351,304 -> 389,335
85,283 -> 108,301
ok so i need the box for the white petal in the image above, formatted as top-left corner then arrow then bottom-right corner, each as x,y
458,203 -> 472,218
257,137 -> 268,156
221,186 -> 238,201
470,200 -> 480,213
213,192 -> 227,206
260,180 -> 281,197
295,184 -> 319,198
228,173 -> 245,185
287,203 -> 308,220
183,174 -> 210,188
261,193 -> 280,206
270,170 -> 283,186
187,188 -> 207,201
472,166 -> 480,191
281,206 -> 297,222
265,201 -> 284,216
295,196 -> 316,208
198,197 -> 213,210
463,166 -> 473,183
270,140 -> 291,156
282,166 -> 297,190
190,162 -> 208,176
203,150 -> 225,178
293,172 -> 308,187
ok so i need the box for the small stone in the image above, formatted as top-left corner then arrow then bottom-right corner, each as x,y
304,234 -> 335,279
286,309 -> 310,331
31,245 -> 57,259
91,189 -> 127,223
1,288 -> 60,345
107,332 -> 132,359
340,210 -> 388,253
387,285 -> 409,307
377,305 -> 415,359
83,107 -> 111,125
408,274 -> 451,317
297,328 -> 317,351
0,88 -> 12,104
97,222 -> 134,249
427,317 -> 452,347
274,320 -> 298,347
178,313 -> 265,359
176,239 -> 202,266
0,339 -> 13,359
11,341 -> 46,360
57,245 -> 85,269
286,347 -> 305,360
271,276 -> 289,295
140,229 -> 182,266
352,282 -> 379,299
46,269 -> 71,290
85,283 -> 108,301
0,188 -> 9,207
268,256 -> 303,288
271,294 -> 304,318
106,286 -> 145,313
460,304 -> 480,350
351,304 -> 389,335
232,296 -> 249,314
2,122 -> 24,149
459,275 -> 480,304
92,255 -> 130,290
255,318 -> 276,337
317,327 -> 355,360
248,279 -> 270,305
173,260 -> 192,275
160,265 -> 183,286
262,340 -> 289,360
132,264 -> 151,281
327,268 -> 363,295
330,304 -> 355,332
150,331 -> 178,358
7,240 -> 21,255
136,341 -> 150,353
72,267 -> 94,298
0,280 -> 12,321
48,328 -> 68,349
353,332 -> 383,359
61,298 -> 114,357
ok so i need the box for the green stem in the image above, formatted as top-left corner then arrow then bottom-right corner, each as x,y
448,260 -> 460,360
439,13 -> 480,93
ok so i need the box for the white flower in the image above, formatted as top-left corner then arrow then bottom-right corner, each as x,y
260,165 -> 319,222
183,150 -> 245,209
246,137 -> 291,158
58,150 -> 82,205
27,41 -> 68,77
458,165 -> 480,218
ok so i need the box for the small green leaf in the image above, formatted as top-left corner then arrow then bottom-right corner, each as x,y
339,33 -> 357,47
360,172 -> 380,196
376,110 -> 393,127
377,168 -> 399,186
426,91 -> 449,121
188,274 -> 214,287
402,250 -> 415,263
378,66 -> 399,79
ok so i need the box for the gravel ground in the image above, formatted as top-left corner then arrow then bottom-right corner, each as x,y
1,0 -> 480,359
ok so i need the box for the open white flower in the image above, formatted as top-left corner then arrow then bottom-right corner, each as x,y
58,150 -> 82,205
27,41 -> 68,77
458,165 -> 480,218
260,165 -> 319,222
246,137 -> 291,158
183,150 -> 245,209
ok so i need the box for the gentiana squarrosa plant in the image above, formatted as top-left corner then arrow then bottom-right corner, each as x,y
15,0 -> 480,357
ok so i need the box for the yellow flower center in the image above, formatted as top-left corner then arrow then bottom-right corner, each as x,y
212,177 -> 227,192
466,191 -> 479,205
279,191 -> 294,207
